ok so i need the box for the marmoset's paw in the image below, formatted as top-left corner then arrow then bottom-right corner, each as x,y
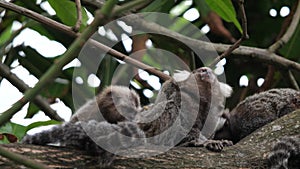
203,139 -> 233,152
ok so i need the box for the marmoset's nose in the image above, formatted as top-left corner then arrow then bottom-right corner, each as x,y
198,67 -> 212,73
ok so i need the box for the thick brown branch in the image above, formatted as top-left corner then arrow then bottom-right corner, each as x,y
0,110 -> 299,168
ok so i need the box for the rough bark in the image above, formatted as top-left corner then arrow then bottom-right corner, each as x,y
0,109 -> 299,169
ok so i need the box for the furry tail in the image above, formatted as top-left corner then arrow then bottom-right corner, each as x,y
21,124 -> 65,145
21,121 -> 116,166
267,134 -> 300,169
22,120 -> 146,166
22,121 -> 114,153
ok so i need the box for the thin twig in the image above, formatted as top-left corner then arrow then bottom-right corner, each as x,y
123,14 -> 300,71
1,1 -> 299,73
0,1 -> 300,74
0,1 -> 76,37
208,0 -> 249,67
0,63 -> 64,121
80,0 -> 300,72
89,39 -> 171,81
268,0 -> 300,52
0,0 -> 119,127
0,0 -> 171,81
260,1 -> 300,91
288,70 -> 300,90
73,0 -> 82,32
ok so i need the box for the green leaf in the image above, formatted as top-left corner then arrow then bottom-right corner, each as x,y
0,122 -> 27,141
205,0 -> 242,33
0,135 -> 10,144
11,123 -> 27,141
26,103 -> 40,119
48,0 -> 88,29
25,120 -> 61,133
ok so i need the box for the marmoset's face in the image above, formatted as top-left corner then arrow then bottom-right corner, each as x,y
192,67 -> 216,84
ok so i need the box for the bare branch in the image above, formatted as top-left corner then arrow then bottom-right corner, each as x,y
208,0 -> 249,67
0,63 -> 64,121
0,1 -> 75,37
1,110 -> 299,168
0,1 -> 171,81
73,0 -> 82,32
288,70 -> 300,90
0,145 -> 47,169
268,0 -> 300,52
0,0 -> 119,126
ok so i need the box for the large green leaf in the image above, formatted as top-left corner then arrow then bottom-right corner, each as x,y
48,0 -> 88,29
25,120 -> 61,133
205,0 -> 242,33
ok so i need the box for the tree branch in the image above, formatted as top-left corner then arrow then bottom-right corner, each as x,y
1,1 -> 299,75
73,0 -> 82,32
82,0 -> 300,72
288,70 -> 300,90
122,14 -> 300,72
0,109 -> 298,168
0,0 -> 171,82
268,0 -> 300,52
0,145 -> 47,169
0,63 -> 63,121
0,1 -> 75,37
0,0 -> 119,126
209,0 -> 249,67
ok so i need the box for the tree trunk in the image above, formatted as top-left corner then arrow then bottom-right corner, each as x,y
0,110 -> 299,169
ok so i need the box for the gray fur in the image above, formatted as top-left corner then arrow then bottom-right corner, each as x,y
22,86 -> 144,167
267,134 -> 300,169
215,88 -> 300,143
22,120 -> 145,166
22,66 -> 234,167
137,67 -> 233,151
70,86 -> 141,123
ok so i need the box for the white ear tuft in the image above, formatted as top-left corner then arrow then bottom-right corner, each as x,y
219,82 -> 233,97
173,70 -> 191,81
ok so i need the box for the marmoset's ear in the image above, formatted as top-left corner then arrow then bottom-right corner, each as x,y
219,82 -> 233,98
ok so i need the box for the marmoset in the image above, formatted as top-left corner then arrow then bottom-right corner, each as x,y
22,66 -> 233,167
137,67 -> 233,151
22,86 -> 145,166
214,88 -> 300,143
70,85 -> 141,124
267,134 -> 300,169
